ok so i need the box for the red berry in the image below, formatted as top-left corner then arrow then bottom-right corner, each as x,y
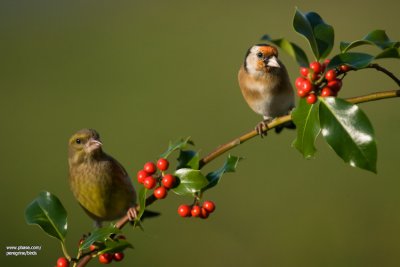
191,206 -> 201,217
203,201 -> 216,213
143,176 -> 156,189
161,174 -> 176,189
156,158 -> 169,171
153,186 -> 167,199
306,94 -> 317,104
339,64 -> 351,72
200,207 -> 209,219
89,244 -> 97,251
137,170 -> 148,184
301,79 -> 313,94
300,67 -> 309,77
178,204 -> 191,217
98,253 -> 113,264
309,61 -> 322,74
113,252 -> 125,262
309,72 -> 320,81
295,77 -> 305,91
117,235 -> 126,240
78,238 -> 84,246
297,89 -> 308,98
327,79 -> 342,92
321,87 -> 335,97
325,69 -> 337,81
143,162 -> 156,174
57,257 -> 69,267
321,59 -> 330,72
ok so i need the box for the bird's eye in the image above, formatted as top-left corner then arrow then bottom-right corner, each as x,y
256,52 -> 263,58
75,139 -> 81,144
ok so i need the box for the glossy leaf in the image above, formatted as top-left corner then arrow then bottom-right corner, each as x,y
319,97 -> 377,173
203,155 -> 241,192
340,30 -> 400,53
172,168 -> 209,196
293,8 -> 334,60
375,47 -> 400,59
261,34 -> 309,66
80,225 -> 121,250
135,187 -> 148,224
98,239 -> 133,254
160,137 -> 194,159
328,49 -> 400,70
177,150 -> 200,170
25,191 -> 67,242
291,98 -> 321,158
328,52 -> 374,70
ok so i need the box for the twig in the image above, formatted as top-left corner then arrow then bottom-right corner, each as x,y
76,88 -> 399,266
366,64 -> 400,87
199,88 -> 400,168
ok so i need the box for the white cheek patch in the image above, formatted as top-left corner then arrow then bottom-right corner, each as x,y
246,57 -> 265,77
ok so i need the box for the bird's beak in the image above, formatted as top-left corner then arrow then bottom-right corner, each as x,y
85,138 -> 102,153
265,56 -> 280,68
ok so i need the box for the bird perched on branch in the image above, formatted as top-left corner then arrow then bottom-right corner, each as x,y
68,129 -> 137,227
238,44 -> 296,135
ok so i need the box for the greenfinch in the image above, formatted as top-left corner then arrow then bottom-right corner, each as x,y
68,129 -> 137,227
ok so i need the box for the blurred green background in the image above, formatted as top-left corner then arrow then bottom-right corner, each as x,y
1,0 -> 399,266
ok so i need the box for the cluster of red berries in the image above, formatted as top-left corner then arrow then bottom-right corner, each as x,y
69,235 -> 126,265
91,235 -> 126,264
97,252 -> 124,264
295,59 -> 351,104
178,201 -> 216,219
137,158 -> 177,199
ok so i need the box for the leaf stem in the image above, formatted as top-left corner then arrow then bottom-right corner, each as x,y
61,241 -> 71,262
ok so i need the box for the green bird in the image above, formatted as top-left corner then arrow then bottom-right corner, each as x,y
68,129 -> 137,227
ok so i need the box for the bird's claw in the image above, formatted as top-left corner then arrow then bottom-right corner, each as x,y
255,120 -> 270,137
127,207 -> 138,221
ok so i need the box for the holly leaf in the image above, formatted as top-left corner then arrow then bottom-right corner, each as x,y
25,191 -> 67,242
327,52 -> 375,70
172,168 -> 209,196
261,35 -> 309,66
319,97 -> 377,173
177,150 -> 200,170
375,47 -> 400,59
135,187 -> 148,224
160,137 -> 194,159
203,155 -> 241,192
80,225 -> 121,250
291,98 -> 321,158
328,49 -> 400,70
340,30 -> 400,53
293,8 -> 334,60
97,239 -> 133,254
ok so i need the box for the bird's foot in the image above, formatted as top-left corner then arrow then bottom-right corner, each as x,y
255,119 -> 271,137
127,206 -> 138,221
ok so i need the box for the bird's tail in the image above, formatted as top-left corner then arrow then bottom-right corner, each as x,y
274,121 -> 296,134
